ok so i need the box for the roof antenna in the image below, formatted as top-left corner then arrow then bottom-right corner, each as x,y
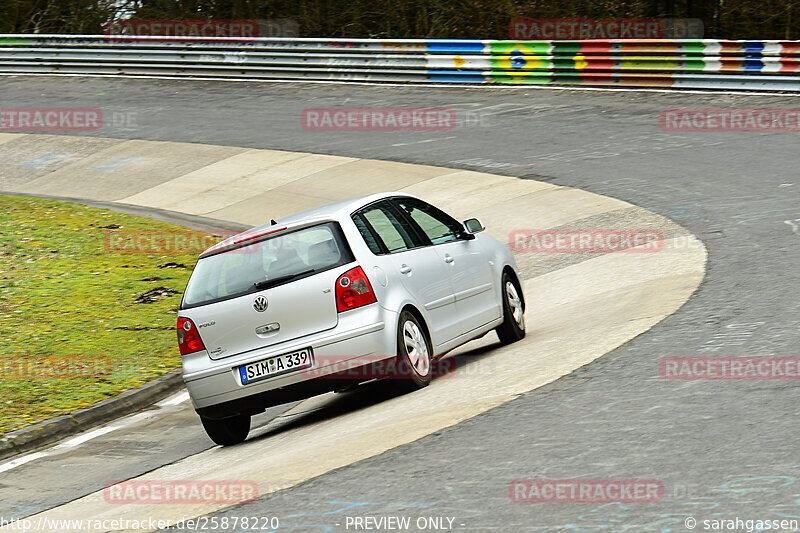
270,219 -> 277,225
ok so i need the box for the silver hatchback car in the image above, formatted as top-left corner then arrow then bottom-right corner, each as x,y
177,192 -> 526,445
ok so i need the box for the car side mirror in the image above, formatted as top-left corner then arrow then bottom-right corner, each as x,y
463,218 -> 485,236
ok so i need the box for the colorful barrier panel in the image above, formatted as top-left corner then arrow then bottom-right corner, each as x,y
0,35 -> 798,90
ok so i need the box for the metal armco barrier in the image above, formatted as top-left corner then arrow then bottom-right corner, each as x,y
1,35 -> 799,91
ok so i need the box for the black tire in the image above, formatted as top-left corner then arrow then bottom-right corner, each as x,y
393,310 -> 433,391
199,413 -> 251,446
496,272 -> 526,345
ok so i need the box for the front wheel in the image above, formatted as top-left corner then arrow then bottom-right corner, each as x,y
496,272 -> 526,345
199,413 -> 251,446
393,310 -> 432,391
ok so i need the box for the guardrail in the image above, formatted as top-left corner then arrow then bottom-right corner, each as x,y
1,35 -> 799,91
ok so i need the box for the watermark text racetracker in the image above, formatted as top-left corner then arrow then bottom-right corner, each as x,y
0,108 -> 101,132
509,479 -> 664,503
661,108 -> 800,132
299,354 -> 457,380
302,108 -> 457,132
104,19 -> 259,38
103,480 -> 258,504
509,18 -> 703,39
0,108 -> 139,132
1,356 -> 111,380
661,356 -> 800,380
104,230 -> 234,255
510,229 -> 665,254
102,18 -> 299,40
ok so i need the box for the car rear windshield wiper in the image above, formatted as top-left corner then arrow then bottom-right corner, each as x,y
253,269 -> 316,291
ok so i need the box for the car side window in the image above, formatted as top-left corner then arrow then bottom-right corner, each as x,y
352,214 -> 383,254
396,198 -> 463,245
355,202 -> 420,254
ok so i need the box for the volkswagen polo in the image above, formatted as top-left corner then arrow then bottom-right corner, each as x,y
178,192 -> 526,445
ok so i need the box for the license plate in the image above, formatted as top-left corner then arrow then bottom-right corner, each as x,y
239,348 -> 313,385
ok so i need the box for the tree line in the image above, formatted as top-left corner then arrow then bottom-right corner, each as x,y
0,0 -> 796,39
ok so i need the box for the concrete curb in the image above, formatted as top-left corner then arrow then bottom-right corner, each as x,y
0,370 -> 184,462
0,191 -> 251,234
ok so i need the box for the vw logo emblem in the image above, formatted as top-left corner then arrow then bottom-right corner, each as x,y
253,296 -> 269,312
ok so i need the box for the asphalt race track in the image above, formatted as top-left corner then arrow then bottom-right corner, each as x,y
0,131 -> 706,530
1,76 -> 799,532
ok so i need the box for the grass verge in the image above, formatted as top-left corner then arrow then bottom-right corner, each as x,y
0,194 -> 222,435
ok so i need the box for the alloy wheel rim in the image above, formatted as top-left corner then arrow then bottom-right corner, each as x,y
403,320 -> 430,376
505,281 -> 525,330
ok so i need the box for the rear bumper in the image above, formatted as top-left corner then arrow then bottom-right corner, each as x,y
183,304 -> 398,412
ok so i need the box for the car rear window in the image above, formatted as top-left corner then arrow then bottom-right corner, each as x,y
182,222 -> 353,308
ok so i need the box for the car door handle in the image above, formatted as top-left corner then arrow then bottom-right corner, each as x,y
399,264 -> 412,274
443,254 -> 454,264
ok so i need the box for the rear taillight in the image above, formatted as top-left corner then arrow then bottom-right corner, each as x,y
177,317 -> 206,355
336,266 -> 377,312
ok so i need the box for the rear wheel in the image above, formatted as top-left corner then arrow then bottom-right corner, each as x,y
394,310 -> 432,390
199,413 -> 251,446
496,272 -> 526,345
